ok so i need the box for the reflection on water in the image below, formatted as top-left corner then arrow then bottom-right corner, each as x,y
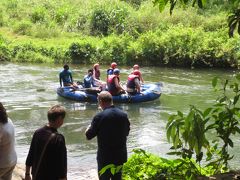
0,62 -> 239,179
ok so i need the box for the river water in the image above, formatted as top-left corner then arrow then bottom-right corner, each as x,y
0,62 -> 239,179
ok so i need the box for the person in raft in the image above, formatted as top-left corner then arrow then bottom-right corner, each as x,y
25,105 -> 67,180
132,64 -> 144,84
83,69 -> 94,88
0,102 -> 17,180
106,62 -> 117,78
126,70 -> 141,95
59,64 -> 78,89
92,63 -> 107,90
107,68 -> 125,96
85,91 -> 130,180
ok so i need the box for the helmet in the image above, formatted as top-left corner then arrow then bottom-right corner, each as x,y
93,63 -> 99,68
111,62 -> 117,68
133,70 -> 141,76
133,64 -> 139,69
113,68 -> 120,74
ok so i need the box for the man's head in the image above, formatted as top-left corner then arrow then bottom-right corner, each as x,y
63,64 -> 69,70
97,91 -> 113,109
133,64 -> 139,70
111,62 -> 117,69
88,69 -> 93,76
48,105 -> 66,128
0,102 -> 8,124
113,68 -> 120,75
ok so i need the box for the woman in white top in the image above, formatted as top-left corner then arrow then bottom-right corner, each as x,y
0,102 -> 17,180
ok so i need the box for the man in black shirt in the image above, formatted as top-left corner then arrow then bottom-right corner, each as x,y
25,105 -> 67,180
85,91 -> 130,180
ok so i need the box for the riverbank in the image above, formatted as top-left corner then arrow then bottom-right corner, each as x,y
0,0 -> 239,68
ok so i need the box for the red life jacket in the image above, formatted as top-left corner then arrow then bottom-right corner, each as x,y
107,75 -> 119,95
127,75 -> 139,89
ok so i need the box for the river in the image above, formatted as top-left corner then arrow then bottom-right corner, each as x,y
0,62 -> 239,179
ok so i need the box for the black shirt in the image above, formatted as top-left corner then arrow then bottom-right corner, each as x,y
86,106 -> 130,165
26,125 -> 67,180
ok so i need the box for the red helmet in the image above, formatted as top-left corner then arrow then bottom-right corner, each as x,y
93,63 -> 99,68
111,62 -> 117,68
133,70 -> 141,76
133,64 -> 139,69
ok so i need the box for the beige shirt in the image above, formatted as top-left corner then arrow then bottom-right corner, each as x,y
0,119 -> 17,168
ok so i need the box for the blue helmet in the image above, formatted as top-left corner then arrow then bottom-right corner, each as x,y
113,68 -> 120,74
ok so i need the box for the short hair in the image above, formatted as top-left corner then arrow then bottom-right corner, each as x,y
0,102 -> 8,124
98,91 -> 113,104
88,69 -> 93,74
47,105 -> 66,122
63,64 -> 69,70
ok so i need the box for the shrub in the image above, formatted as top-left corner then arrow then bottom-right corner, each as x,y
30,7 -> 46,23
90,8 -> 110,36
13,50 -> 53,63
13,20 -> 32,35
66,42 -> 96,64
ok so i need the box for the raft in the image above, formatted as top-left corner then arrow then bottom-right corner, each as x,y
57,83 -> 162,103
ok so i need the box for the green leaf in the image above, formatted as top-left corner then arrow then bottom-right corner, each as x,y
110,167 -> 116,175
212,77 -> 218,88
228,138 -> 234,147
99,164 -> 115,176
203,108 -> 212,117
236,73 -> 240,81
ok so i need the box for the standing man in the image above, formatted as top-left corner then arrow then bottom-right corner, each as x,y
85,91 -> 130,180
25,105 -> 67,180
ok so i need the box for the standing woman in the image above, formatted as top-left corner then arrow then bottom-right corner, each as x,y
0,102 -> 17,180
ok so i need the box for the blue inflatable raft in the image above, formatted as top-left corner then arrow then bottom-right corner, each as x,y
57,83 -> 162,103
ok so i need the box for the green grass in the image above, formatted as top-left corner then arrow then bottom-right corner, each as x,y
0,0 -> 239,68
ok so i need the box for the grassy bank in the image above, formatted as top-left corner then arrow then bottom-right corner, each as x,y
0,0 -> 239,68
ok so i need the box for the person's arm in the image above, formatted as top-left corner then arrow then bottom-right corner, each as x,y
25,133 -> 36,180
134,78 -> 141,93
70,72 -> 73,83
59,74 -> 62,87
25,165 -> 32,180
56,134 -> 67,180
85,115 -> 100,140
139,73 -> 144,83
114,77 -> 125,91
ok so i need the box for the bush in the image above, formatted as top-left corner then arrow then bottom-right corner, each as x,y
66,42 -> 96,64
13,20 -> 32,35
90,8 -> 110,36
13,50 -> 53,63
30,7 -> 46,23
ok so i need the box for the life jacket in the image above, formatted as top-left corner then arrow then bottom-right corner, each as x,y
107,75 -> 119,95
84,75 -> 93,88
127,74 -> 139,89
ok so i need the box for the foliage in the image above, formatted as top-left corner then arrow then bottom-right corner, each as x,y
0,0 -> 240,66
228,8 -> 240,37
166,74 -> 240,177
152,0 -> 240,37
122,149 -> 214,180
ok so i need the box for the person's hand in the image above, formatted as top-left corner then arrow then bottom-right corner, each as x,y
25,174 -> 32,180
